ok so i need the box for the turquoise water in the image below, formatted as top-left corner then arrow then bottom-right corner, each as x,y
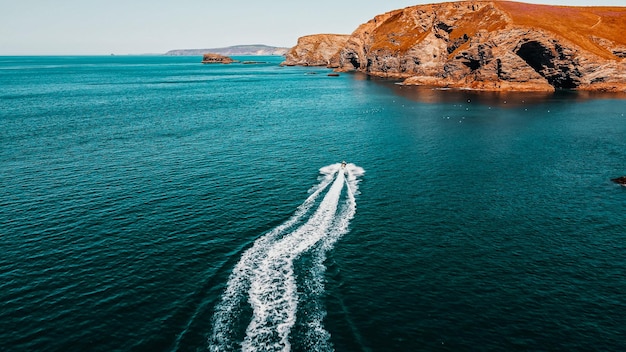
1,56 -> 625,351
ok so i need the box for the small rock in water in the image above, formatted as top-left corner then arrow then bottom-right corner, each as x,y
611,176 -> 626,186
201,53 -> 235,64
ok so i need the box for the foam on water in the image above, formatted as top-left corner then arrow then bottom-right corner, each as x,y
209,164 -> 364,352
300,164 -> 362,350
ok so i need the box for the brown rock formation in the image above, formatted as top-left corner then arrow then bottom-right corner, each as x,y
289,1 -> 626,92
201,53 -> 235,64
281,34 -> 350,67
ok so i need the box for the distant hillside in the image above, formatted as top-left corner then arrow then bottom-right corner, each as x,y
165,45 -> 289,56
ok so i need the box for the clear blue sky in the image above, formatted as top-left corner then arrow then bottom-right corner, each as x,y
0,0 -> 621,55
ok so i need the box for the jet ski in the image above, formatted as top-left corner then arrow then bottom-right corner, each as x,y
341,161 -> 347,169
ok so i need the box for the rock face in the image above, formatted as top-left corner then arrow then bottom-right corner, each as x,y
282,34 -> 350,67
288,1 -> 626,91
201,53 -> 235,64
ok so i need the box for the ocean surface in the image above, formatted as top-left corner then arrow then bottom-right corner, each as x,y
1,55 -> 625,351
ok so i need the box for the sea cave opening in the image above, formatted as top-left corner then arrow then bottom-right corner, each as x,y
348,56 -> 360,70
515,41 -> 578,89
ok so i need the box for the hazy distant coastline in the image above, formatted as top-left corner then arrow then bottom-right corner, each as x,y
165,45 -> 289,56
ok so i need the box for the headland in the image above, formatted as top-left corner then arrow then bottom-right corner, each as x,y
282,1 -> 626,92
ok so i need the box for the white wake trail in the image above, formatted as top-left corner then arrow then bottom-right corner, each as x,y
242,168 -> 346,351
301,167 -> 360,351
209,163 -> 364,352
209,172 -> 334,351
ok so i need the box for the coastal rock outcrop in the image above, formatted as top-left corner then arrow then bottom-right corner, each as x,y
201,53 -> 235,64
287,1 -> 626,92
281,34 -> 350,67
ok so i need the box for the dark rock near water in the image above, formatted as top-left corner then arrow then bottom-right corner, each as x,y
611,176 -> 626,186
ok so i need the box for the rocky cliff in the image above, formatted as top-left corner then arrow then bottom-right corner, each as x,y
288,1 -> 626,92
282,34 -> 350,66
